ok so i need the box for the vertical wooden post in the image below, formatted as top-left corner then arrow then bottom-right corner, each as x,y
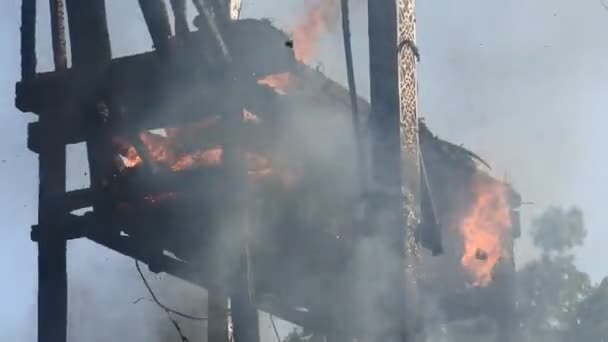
365,0 -> 423,341
222,80 -> 260,342
137,0 -> 172,57
65,0 -> 112,214
230,263 -> 259,342
37,115 -> 68,342
20,0 -> 37,80
170,0 -> 189,37
366,1 -> 406,341
36,1 -> 69,341
208,286 -> 229,342
65,0 -> 111,69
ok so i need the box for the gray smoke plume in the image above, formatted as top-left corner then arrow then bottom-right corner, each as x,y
1,0 -> 606,341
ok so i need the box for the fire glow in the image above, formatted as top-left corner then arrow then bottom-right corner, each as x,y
113,109 -> 295,187
291,0 -> 339,63
460,174 -> 511,287
257,72 -> 291,95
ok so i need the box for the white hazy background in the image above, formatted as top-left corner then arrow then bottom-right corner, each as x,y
1,0 -> 607,340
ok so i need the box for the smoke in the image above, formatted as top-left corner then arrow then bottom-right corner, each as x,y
1,0 -> 606,341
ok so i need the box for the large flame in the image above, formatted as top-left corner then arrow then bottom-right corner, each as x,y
257,1 -> 339,96
292,0 -> 339,63
460,174 -> 512,287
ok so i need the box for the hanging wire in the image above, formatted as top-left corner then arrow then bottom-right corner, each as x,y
269,313 -> 281,342
134,260 -> 209,342
134,260 -> 208,320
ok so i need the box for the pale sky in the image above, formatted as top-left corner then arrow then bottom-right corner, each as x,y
1,0 -> 607,340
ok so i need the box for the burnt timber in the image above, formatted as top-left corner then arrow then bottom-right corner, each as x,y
16,1 -> 520,342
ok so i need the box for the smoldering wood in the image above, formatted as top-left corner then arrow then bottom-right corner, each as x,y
17,1 -> 522,339
16,20 -> 295,120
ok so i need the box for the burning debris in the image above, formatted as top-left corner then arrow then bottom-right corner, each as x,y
16,0 -> 523,340
460,173 -> 512,287
257,72 -> 292,95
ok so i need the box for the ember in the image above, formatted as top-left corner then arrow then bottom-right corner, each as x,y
257,72 -> 292,95
460,173 -> 512,287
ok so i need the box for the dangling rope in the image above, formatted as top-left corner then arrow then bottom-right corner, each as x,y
340,0 -> 366,191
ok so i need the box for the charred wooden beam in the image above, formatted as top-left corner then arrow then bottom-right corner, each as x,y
65,0 -> 111,69
191,0 -> 231,60
64,188 -> 94,212
360,1 -> 410,342
138,0 -> 173,58
37,113 -> 67,342
16,41 -> 288,114
208,287 -> 229,342
20,0 -> 36,80
65,0 -> 114,232
170,0 -> 189,37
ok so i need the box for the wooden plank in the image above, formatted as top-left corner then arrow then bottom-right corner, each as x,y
37,113 -> 67,342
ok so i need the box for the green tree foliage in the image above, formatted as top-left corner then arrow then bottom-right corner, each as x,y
564,277 -> 608,341
530,206 -> 586,255
515,205 -> 608,341
516,255 -> 593,338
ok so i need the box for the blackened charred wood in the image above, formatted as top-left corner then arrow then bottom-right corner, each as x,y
31,212 -> 94,241
64,188 -> 94,212
38,238 -> 67,342
170,0 -> 190,37
65,0 -> 111,70
20,0 -> 36,80
65,0 -> 113,229
138,0 -> 173,58
108,168 -> 229,202
363,1 -> 409,342
207,287 -> 229,342
49,0 -> 67,70
37,113 -> 67,342
25,96 -> 277,152
16,31 -> 291,115
231,276 -> 260,342
192,0 -> 231,60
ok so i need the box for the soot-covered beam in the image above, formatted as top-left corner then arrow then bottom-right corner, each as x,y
65,0 -> 111,69
364,1 -> 409,342
20,0 -> 36,80
36,115 -> 68,342
138,0 -> 172,58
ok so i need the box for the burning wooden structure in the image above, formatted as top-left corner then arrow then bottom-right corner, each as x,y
16,0 -> 520,342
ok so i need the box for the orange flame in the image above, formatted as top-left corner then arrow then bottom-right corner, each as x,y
114,114 -> 296,187
292,0 -> 339,63
257,72 -> 292,95
460,174 -> 511,287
